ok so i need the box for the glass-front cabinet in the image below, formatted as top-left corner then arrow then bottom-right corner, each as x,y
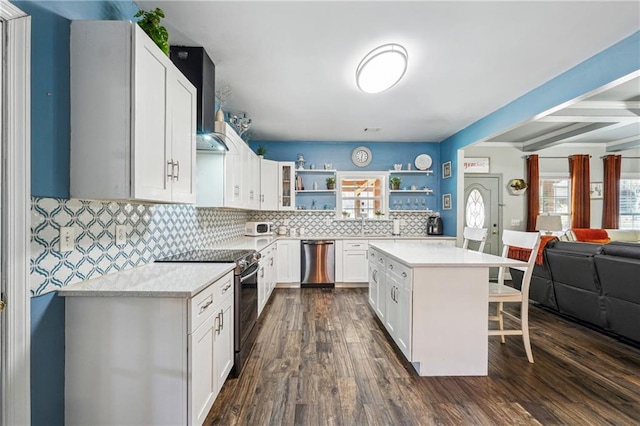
336,172 -> 387,219
278,162 -> 295,210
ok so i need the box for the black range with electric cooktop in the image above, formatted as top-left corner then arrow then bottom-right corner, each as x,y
156,248 -> 261,376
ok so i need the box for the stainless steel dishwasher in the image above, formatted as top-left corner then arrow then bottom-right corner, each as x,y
301,240 -> 335,287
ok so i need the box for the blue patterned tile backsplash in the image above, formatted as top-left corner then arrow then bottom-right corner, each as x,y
31,198 -> 433,296
30,197 -> 249,295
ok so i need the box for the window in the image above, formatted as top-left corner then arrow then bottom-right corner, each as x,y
619,178 -> 640,229
540,177 -> 570,229
336,172 -> 387,219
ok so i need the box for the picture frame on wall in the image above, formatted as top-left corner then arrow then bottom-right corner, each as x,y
442,161 -> 452,179
590,182 -> 603,199
442,193 -> 452,210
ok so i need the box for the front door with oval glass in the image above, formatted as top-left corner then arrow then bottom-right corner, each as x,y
464,175 -> 502,280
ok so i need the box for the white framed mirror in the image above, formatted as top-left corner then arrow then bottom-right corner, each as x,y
336,171 -> 388,219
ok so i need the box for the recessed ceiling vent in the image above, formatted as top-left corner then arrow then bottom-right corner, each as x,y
364,128 -> 382,132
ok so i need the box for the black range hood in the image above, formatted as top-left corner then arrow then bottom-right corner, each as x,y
169,46 -> 228,152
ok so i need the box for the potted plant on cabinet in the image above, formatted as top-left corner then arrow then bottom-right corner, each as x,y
135,8 -> 169,55
374,210 -> 385,219
326,176 -> 336,190
256,145 -> 268,158
342,211 -> 350,219
390,176 -> 402,190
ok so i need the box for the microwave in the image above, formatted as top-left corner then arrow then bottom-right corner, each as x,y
245,222 -> 273,236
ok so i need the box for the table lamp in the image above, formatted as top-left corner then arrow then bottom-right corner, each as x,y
535,214 -> 563,235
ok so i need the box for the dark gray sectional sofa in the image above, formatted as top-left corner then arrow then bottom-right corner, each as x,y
510,239 -> 640,345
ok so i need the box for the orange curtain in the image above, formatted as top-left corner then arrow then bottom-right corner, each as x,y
602,155 -> 622,229
568,155 -> 591,228
525,155 -> 539,232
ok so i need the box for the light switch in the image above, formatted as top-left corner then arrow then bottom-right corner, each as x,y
115,225 -> 127,245
59,227 -> 75,252
511,219 -> 522,227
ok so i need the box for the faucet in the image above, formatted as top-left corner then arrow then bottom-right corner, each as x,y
359,215 -> 368,235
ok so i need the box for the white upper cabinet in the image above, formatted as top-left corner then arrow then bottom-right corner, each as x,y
260,159 -> 279,210
70,21 -> 196,203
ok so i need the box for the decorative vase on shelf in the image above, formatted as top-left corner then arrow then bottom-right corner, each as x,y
215,108 -> 225,122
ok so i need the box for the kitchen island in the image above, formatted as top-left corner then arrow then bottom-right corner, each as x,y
368,241 -> 525,376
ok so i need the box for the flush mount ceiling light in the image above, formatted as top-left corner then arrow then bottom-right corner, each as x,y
356,43 -> 408,94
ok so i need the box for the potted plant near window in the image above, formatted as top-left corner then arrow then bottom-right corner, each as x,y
326,176 -> 336,190
374,210 -> 385,219
342,211 -> 350,219
508,178 -> 528,195
390,176 -> 402,190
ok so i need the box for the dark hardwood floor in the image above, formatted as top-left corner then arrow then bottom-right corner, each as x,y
205,288 -> 640,425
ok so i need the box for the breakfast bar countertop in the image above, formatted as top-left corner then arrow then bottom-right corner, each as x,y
369,240 -> 525,268
57,262 -> 236,298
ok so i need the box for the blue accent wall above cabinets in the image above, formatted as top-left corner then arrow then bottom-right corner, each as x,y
248,140 -> 440,172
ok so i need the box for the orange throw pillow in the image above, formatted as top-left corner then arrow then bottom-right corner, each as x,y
572,228 -> 610,243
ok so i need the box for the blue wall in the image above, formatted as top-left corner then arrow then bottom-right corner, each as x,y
14,0 -> 139,198
438,31 -> 640,236
250,140 -> 439,173
12,1 -> 139,423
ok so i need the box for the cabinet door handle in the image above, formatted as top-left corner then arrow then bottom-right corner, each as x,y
402,272 -> 407,278
388,264 -> 394,270
167,160 -> 174,180
219,309 -> 224,330
270,258 -> 274,266
260,267 -> 265,278
372,270 -> 377,283
173,160 -> 180,181
214,314 -> 220,334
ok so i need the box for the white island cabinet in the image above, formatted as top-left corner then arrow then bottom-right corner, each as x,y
70,21 -> 196,203
368,241 -> 525,376
59,263 -> 235,426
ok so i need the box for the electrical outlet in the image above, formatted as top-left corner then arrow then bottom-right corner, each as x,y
283,219 -> 290,226
400,219 -> 406,226
115,225 -> 127,245
59,227 -> 75,252
325,218 -> 333,225
511,219 -> 522,227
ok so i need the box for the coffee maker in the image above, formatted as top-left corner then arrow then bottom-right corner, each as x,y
427,216 -> 443,235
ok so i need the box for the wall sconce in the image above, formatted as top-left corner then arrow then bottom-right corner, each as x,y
508,178 -> 528,195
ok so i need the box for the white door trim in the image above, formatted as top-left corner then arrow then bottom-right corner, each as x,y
1,2 -> 31,425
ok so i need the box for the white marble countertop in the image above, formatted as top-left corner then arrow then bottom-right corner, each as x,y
369,241 -> 527,268
57,263 -> 235,298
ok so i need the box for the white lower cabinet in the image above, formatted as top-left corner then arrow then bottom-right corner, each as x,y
368,248 -> 412,360
65,271 -> 234,426
342,240 -> 369,282
276,239 -> 301,284
258,242 -> 277,315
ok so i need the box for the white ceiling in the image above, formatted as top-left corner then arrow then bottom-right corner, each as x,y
137,0 -> 640,147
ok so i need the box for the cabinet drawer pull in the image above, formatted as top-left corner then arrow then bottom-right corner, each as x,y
221,283 -> 232,294
199,299 -> 213,314
388,264 -> 394,270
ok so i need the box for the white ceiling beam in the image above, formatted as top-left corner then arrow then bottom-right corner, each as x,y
605,135 -> 640,152
539,115 -> 640,123
522,122 -> 615,151
566,101 -> 640,110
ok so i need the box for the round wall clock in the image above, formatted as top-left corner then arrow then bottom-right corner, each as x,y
351,146 -> 372,167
